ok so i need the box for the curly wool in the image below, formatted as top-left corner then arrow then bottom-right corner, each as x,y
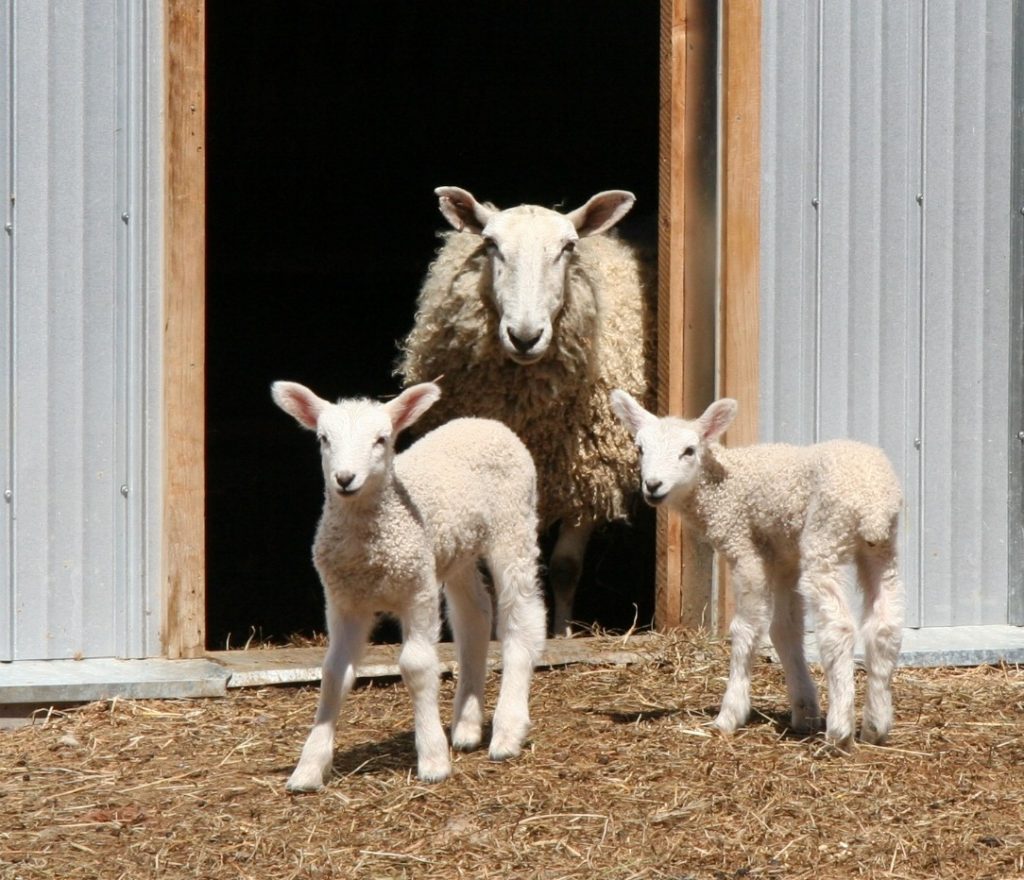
681,439 -> 903,562
397,229 -> 655,529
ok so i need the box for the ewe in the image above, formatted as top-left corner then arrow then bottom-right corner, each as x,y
398,186 -> 655,635
272,380 -> 546,791
610,390 -> 904,750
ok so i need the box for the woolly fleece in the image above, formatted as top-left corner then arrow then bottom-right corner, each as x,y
397,226 -> 655,530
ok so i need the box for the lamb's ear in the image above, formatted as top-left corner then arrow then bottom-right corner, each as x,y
609,389 -> 654,437
387,383 -> 441,435
272,381 -> 326,431
435,186 -> 495,234
567,190 -> 636,237
697,398 -> 738,443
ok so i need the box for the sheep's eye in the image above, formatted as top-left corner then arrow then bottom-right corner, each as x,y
484,237 -> 502,260
374,435 -> 388,448
561,239 -> 577,256
680,446 -> 696,459
317,434 -> 329,446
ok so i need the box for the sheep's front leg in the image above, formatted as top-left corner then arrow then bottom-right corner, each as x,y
768,564 -> 821,734
287,610 -> 373,792
400,595 -> 450,783
715,554 -> 771,735
489,552 -> 547,761
549,520 -> 594,637
444,563 -> 492,752
800,557 -> 857,751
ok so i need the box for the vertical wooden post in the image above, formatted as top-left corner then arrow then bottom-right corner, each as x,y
163,0 -> 206,658
658,0 -> 718,630
719,0 -> 762,631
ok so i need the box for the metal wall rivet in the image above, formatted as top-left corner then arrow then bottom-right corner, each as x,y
121,212 -> 130,223
3,222 -> 11,235
3,488 -> 11,502
120,485 -> 129,497
913,438 -> 922,450
811,197 -> 819,208
916,194 -> 924,205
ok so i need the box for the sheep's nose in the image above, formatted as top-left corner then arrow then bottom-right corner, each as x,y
507,328 -> 543,354
335,471 -> 356,490
644,478 -> 663,495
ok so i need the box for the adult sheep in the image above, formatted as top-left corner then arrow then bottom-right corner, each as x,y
397,186 -> 656,636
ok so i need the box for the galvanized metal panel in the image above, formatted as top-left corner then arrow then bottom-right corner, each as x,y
761,0 -> 1017,629
0,1 -> 161,660
1011,0 -> 1024,625
1,1 -> 13,659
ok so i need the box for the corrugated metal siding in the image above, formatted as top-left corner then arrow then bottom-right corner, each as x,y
0,1 -> 161,661
760,0 -> 1019,628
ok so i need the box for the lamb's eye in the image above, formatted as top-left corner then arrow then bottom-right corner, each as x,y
374,435 -> 388,448
680,446 -> 696,459
317,434 -> 329,447
484,237 -> 502,260
561,240 -> 577,256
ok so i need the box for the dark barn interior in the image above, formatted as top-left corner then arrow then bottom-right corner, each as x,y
205,2 -> 661,648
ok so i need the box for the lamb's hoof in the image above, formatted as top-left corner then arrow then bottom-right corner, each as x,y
820,733 -> 855,756
488,739 -> 523,762
859,723 -> 889,746
451,723 -> 483,753
712,712 -> 744,736
286,765 -> 327,793
417,757 -> 451,784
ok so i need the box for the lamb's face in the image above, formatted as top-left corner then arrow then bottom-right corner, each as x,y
632,418 -> 703,506
315,401 -> 394,499
481,205 -> 577,365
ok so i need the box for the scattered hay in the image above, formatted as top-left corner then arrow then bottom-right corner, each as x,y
2,631 -> 1022,879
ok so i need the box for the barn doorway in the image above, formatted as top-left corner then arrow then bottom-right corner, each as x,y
204,2 -> 660,648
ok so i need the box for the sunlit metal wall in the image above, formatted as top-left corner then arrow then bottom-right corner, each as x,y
0,1 -> 163,660
760,0 -> 1021,628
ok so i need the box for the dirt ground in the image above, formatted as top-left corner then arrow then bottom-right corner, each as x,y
2,631 -> 1022,879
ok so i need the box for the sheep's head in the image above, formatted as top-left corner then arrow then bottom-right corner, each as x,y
435,186 -> 636,365
271,381 -> 440,501
609,390 -> 737,506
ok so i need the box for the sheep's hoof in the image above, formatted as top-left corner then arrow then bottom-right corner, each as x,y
286,766 -> 327,793
820,733 -> 855,756
417,765 -> 451,784
858,723 -> 889,746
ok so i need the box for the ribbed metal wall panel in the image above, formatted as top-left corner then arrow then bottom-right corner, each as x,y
761,0 -> 1018,628
0,1 -> 160,660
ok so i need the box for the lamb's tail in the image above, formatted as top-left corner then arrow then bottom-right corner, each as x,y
857,486 -> 902,546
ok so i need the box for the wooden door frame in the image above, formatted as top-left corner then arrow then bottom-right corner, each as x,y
160,0 -> 760,651
163,0 -> 206,658
658,0 -> 760,631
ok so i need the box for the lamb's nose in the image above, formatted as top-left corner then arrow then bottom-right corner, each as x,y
507,328 -> 542,354
644,478 -> 663,495
335,471 -> 356,490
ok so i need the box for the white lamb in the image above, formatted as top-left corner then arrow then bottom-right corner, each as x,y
397,186 -> 656,636
272,380 -> 547,791
610,390 -> 905,750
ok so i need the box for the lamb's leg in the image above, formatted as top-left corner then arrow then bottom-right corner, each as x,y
444,562 -> 493,752
768,562 -> 821,733
857,542 -> 904,745
399,595 -> 450,783
549,519 -> 594,637
287,610 -> 373,792
715,555 -> 770,734
488,551 -> 546,761
799,555 -> 858,751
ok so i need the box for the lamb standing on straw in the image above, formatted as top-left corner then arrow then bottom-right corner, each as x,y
272,380 -> 547,790
610,389 -> 904,750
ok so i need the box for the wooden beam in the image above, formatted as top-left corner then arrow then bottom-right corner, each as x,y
163,0 -> 206,658
657,0 -> 718,630
719,0 -> 762,631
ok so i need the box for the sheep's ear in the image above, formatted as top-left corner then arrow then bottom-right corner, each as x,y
609,389 -> 654,437
697,398 -> 738,443
387,383 -> 441,435
567,190 -> 636,237
272,381 -> 326,431
435,186 -> 495,234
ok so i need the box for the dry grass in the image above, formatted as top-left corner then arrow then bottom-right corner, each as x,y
2,631 -> 1023,879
